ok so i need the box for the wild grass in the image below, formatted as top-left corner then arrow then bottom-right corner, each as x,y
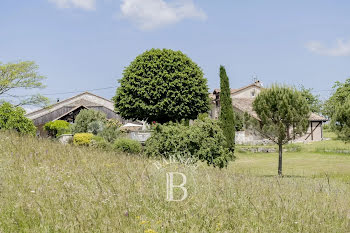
0,131 -> 349,232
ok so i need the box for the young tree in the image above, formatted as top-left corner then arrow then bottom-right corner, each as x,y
219,66 -> 235,153
252,85 -> 310,176
0,61 -> 49,107
113,49 -> 210,123
0,102 -> 37,135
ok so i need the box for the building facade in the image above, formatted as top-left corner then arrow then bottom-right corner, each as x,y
210,81 -> 327,144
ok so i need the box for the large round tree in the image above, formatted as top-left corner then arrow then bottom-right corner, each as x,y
113,49 -> 210,123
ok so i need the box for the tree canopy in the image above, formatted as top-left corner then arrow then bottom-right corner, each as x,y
0,102 -> 37,135
325,78 -> 350,140
0,61 -> 48,107
299,85 -> 322,114
113,49 -> 210,123
219,65 -> 235,153
252,85 -> 310,175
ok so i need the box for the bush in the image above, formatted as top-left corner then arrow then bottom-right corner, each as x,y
44,120 -> 70,137
145,117 -> 234,168
71,109 -> 107,134
0,102 -> 36,135
73,133 -> 93,146
98,122 -> 123,143
87,121 -> 105,135
323,124 -> 330,131
113,138 -> 142,154
90,135 -> 112,150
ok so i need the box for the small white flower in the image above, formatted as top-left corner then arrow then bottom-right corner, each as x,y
30,190 -> 35,193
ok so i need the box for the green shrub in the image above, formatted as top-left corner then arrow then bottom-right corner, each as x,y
87,121 -> 105,135
0,102 -> 36,135
71,109 -> 107,134
98,124 -> 123,143
145,116 -> 234,168
73,133 -> 93,146
44,120 -> 70,137
113,138 -> 142,154
323,124 -> 330,131
90,135 -> 112,150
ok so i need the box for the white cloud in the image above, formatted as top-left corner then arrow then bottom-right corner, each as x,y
306,39 -> 350,56
49,0 -> 96,10
120,0 -> 207,30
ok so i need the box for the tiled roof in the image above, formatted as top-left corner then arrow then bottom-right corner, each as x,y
232,98 -> 327,122
213,81 -> 262,95
309,112 -> 327,122
232,98 -> 259,120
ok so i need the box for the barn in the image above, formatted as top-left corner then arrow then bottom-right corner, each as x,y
25,92 -> 138,136
210,81 -> 327,144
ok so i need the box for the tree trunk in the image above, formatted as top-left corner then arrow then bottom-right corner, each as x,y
278,143 -> 283,176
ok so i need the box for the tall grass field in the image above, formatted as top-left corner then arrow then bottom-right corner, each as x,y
0,131 -> 349,232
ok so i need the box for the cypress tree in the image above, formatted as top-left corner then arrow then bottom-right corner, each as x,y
219,65 -> 236,153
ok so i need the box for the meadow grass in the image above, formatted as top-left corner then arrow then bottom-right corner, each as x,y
0,131 -> 349,232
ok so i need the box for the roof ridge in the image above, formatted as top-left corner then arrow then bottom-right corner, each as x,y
25,92 -> 114,117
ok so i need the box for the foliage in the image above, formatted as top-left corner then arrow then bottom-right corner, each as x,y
298,85 -> 322,114
323,78 -> 350,118
219,66 -> 236,152
44,120 -> 70,137
145,116 -> 234,168
331,96 -> 350,140
0,102 -> 36,135
324,78 -> 350,140
234,112 -> 244,131
323,124 -> 330,131
73,133 -> 93,146
71,109 -> 107,134
113,138 -> 142,154
113,48 -> 210,124
98,124 -> 123,143
0,61 -> 49,107
87,121 -> 105,135
96,119 -> 123,143
90,135 -> 112,150
252,85 -> 310,175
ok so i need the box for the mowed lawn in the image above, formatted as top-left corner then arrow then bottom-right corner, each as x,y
232,152 -> 350,181
0,131 -> 349,232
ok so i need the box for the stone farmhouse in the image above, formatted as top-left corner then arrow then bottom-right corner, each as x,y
26,83 -> 327,143
209,81 -> 327,144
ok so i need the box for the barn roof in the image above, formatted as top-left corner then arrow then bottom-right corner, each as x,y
25,92 -> 115,120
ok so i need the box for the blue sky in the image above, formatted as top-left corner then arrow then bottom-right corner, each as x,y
1,0 -> 350,106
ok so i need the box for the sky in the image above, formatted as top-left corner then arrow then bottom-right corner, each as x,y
1,0 -> 350,109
